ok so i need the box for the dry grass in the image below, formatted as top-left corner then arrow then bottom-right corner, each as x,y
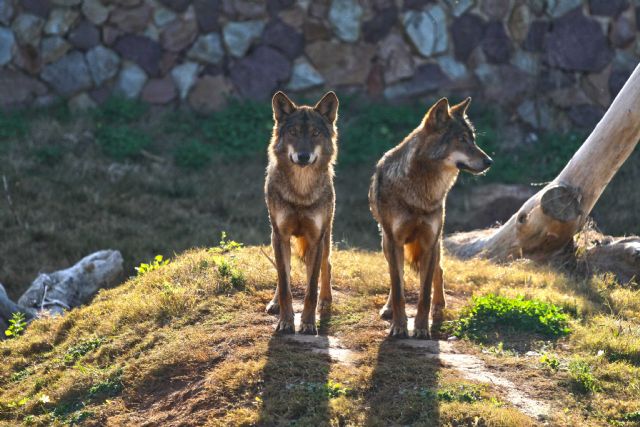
0,245 -> 638,426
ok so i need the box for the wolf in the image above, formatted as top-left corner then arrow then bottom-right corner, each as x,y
264,91 -> 339,334
368,97 -> 492,339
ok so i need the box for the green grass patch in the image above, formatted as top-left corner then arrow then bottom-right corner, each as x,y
174,139 -> 213,169
0,111 -> 28,141
95,125 -> 151,160
567,358 -> 601,393
94,97 -> 148,125
450,294 -> 571,341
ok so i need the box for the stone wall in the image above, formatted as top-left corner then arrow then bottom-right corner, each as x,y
0,0 -> 638,131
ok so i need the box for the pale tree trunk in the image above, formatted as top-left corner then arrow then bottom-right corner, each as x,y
0,250 -> 123,329
446,63 -> 640,264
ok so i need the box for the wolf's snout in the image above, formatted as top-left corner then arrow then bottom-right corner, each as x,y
296,152 -> 311,164
483,157 -> 493,168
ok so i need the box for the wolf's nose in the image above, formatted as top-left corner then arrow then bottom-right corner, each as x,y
484,157 -> 493,168
297,152 -> 311,164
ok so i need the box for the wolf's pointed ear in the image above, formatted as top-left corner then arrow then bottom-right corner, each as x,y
272,91 -> 296,121
451,97 -> 471,117
423,97 -> 450,130
314,91 -> 339,124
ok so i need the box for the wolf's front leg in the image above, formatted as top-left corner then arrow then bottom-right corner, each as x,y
300,234 -> 324,335
383,232 -> 408,338
318,230 -> 332,315
272,230 -> 294,334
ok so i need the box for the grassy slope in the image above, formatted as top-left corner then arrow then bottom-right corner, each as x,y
1,98 -> 639,298
1,246 -> 639,426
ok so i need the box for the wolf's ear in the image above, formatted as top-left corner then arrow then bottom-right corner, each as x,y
272,91 -> 296,121
314,91 -> 339,124
451,97 -> 471,117
423,97 -> 450,130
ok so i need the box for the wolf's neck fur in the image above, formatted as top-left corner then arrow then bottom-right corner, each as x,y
396,135 -> 459,211
268,155 -> 334,206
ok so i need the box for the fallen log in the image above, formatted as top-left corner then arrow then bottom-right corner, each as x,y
0,250 -> 123,329
445,63 -> 640,264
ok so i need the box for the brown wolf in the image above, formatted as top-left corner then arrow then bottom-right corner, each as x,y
368,97 -> 492,339
264,91 -> 339,334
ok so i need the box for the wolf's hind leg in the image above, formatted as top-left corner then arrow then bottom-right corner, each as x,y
318,231 -> 332,315
431,242 -> 446,323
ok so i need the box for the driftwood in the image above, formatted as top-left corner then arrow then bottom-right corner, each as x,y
0,250 -> 123,329
445,63 -> 640,268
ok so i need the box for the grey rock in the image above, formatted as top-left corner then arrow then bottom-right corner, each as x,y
188,33 -> 225,64
511,50 -> 539,75
86,45 -> 120,85
229,45 -> 291,100
263,19 -> 304,59
286,57 -> 324,90
545,10 -> 613,72
439,55 -> 469,80
475,63 -> 531,106
0,69 -> 48,107
403,5 -> 448,57
188,75 -> 234,112
567,104 -> 605,129
547,0 -> 582,18
114,61 -> 148,98
41,36 -> 70,64
610,14 -> 635,48
384,63 -> 451,99
517,99 -> 552,130
12,14 -> 45,46
194,0 -> 222,32
444,0 -> 474,17
451,13 -> 486,61
113,34 -> 162,76
223,20 -> 266,57
0,0 -> 14,25
68,92 -> 97,111
328,0 -> 363,42
482,22 -> 511,64
171,61 -> 199,99
51,0 -> 82,5
362,5 -> 397,43
589,0 -> 629,17
154,6 -> 177,27
41,51 -> 93,96
378,31 -> 415,84
508,3 -> 531,44
481,0 -> 511,19
305,39 -> 375,86
522,20 -> 548,52
45,8 -> 79,35
0,26 -> 15,66
82,0 -> 111,25
67,20 -> 101,51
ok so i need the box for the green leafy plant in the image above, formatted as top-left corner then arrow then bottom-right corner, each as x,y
540,353 -> 560,372
214,231 -> 243,253
568,359 -> 601,393
450,294 -> 571,341
94,97 -> 147,124
135,255 -> 170,276
174,139 -> 213,169
4,312 -> 27,338
64,337 -> 105,364
95,125 -> 151,160
213,255 -> 245,292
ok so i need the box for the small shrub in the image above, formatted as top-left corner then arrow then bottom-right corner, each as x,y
451,294 -> 571,340
135,255 -> 170,276
174,139 -> 213,169
540,353 -> 560,372
213,255 -> 245,292
213,231 -> 243,254
33,145 -> 64,165
89,369 -> 123,398
4,312 -> 27,338
568,359 -> 601,393
64,337 -> 105,364
94,97 -> 147,124
95,125 -> 151,160
0,111 -> 28,141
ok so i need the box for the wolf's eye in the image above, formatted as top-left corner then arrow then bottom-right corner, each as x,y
312,129 -> 320,137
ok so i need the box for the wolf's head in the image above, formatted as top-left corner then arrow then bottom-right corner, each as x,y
270,91 -> 339,169
419,97 -> 493,175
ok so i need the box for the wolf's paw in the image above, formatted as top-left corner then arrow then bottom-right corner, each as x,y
389,323 -> 408,338
265,300 -> 279,315
413,328 -> 430,340
275,318 -> 295,334
299,322 -> 317,335
318,298 -> 332,315
379,304 -> 392,320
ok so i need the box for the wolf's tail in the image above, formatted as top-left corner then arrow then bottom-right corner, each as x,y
404,241 -> 421,272
292,236 -> 309,261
